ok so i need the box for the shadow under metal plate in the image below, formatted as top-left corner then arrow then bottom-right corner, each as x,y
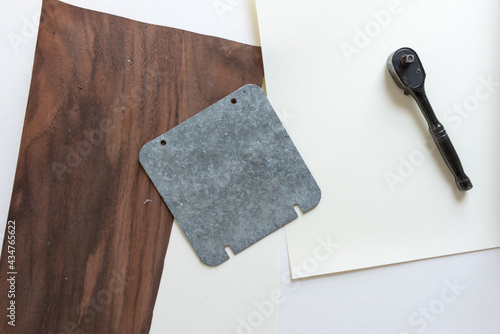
139,85 -> 321,266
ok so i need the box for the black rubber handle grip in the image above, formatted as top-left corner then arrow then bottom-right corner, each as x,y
414,91 -> 473,192
432,127 -> 473,191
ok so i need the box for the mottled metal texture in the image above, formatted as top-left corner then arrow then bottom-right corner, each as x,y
140,84 -> 321,266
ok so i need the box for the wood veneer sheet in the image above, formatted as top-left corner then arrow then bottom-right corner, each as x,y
256,0 -> 500,279
0,0 -> 264,332
61,0 -> 261,46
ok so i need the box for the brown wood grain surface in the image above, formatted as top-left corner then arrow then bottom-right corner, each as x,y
0,0 -> 264,333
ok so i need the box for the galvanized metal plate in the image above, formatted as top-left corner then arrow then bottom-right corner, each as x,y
139,84 -> 321,266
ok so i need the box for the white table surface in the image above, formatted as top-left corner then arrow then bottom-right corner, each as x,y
1,1 -> 499,333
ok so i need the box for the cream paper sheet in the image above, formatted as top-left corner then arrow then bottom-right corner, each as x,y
256,0 -> 500,278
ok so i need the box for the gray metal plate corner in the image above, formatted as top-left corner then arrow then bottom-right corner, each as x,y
140,84 -> 321,266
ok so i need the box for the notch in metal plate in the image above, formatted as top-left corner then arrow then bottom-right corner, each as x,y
140,84 -> 321,266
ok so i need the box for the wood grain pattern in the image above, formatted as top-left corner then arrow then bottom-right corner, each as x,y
0,0 -> 264,333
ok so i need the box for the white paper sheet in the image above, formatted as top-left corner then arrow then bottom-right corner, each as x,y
1,1 -> 279,333
277,231 -> 500,334
150,223 -> 279,334
256,0 -> 500,278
